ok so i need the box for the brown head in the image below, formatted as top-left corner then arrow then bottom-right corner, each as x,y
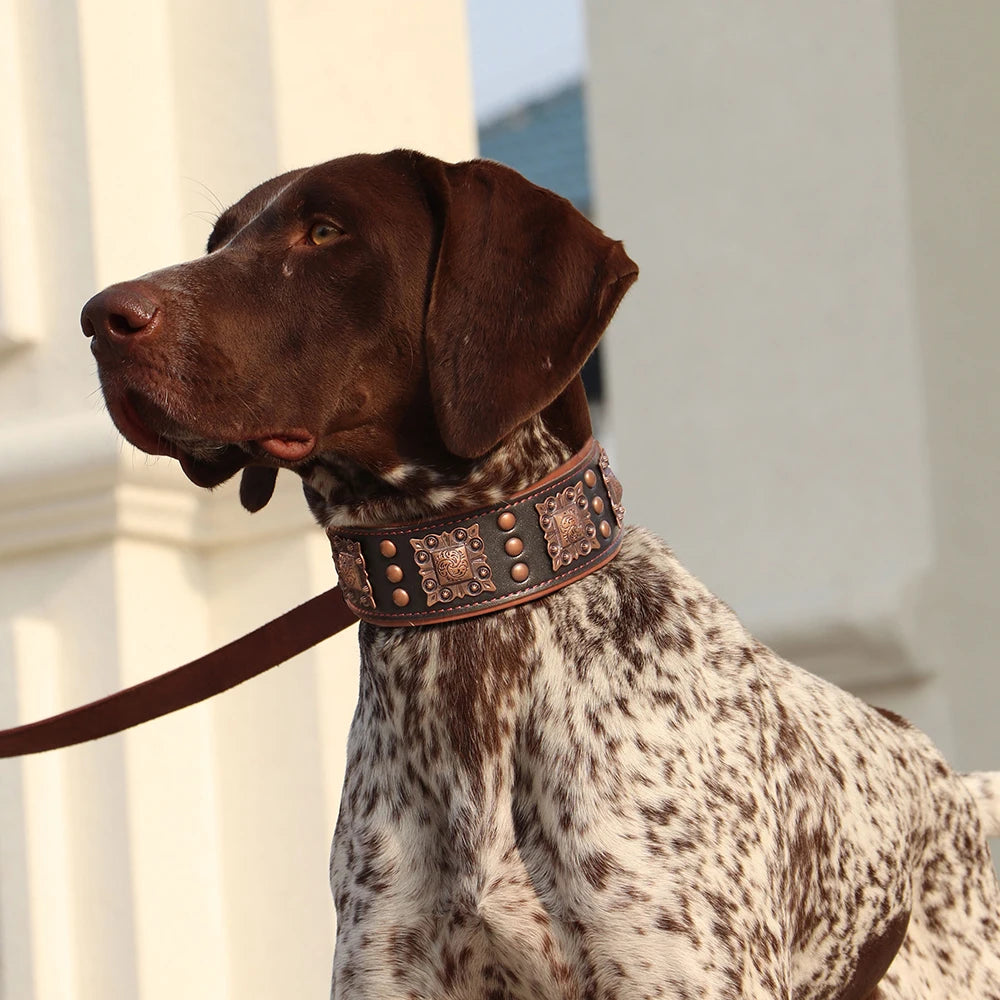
81,149 -> 637,520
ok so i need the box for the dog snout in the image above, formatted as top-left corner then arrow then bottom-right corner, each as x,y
81,283 -> 161,344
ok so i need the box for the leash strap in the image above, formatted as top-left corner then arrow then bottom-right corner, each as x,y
0,443 -> 627,757
0,586 -> 357,758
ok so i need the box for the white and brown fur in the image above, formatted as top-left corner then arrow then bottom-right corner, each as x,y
82,150 -> 1000,999
320,419 -> 1000,1000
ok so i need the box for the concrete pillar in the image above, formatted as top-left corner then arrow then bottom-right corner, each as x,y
895,0 -> 1000,772
585,0 -> 999,773
0,1 -> 475,998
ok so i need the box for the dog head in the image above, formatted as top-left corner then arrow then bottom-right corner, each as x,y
82,150 -> 637,515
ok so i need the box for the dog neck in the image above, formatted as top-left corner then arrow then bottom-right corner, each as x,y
300,416 -> 576,528
300,376 -> 596,530
324,436 -> 626,627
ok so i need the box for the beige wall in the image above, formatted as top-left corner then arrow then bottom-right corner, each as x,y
586,0 -> 999,774
0,2 -> 475,998
895,1 -> 1000,771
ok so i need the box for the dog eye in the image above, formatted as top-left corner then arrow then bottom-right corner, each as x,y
307,221 -> 343,245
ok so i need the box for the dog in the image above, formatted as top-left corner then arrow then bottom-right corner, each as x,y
82,149 -> 1000,999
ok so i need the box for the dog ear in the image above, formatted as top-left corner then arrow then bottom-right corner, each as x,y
239,466 -> 279,512
419,157 -> 637,459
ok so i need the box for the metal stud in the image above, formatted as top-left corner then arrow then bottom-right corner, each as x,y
511,563 -> 529,583
497,511 -> 516,531
392,588 -> 410,607
379,540 -> 397,558
599,520 -> 612,538
592,497 -> 605,514
386,564 -> 403,583
536,483 -> 598,570
584,469 -> 597,487
504,537 -> 524,557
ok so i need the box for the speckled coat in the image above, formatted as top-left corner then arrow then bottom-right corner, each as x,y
82,150 -> 1000,1000
327,516 -> 1000,1000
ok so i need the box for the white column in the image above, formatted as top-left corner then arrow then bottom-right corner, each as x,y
267,0 -> 476,165
586,0 -> 999,772
0,0 -> 43,351
0,535 -> 141,1000
0,1 -> 476,998
1,620 -> 81,1000
895,0 -> 1000,771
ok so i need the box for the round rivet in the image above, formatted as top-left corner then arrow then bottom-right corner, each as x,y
599,520 -> 612,538
392,588 -> 410,607
504,537 -> 524,557
379,540 -> 396,558
386,564 -> 403,583
584,469 -> 597,487
592,497 -> 605,514
511,563 -> 529,583
497,511 -> 516,531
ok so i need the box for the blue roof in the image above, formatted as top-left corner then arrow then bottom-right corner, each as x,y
478,82 -> 591,214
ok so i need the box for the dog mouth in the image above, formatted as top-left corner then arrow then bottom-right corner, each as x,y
104,389 -> 316,487
107,389 -> 183,459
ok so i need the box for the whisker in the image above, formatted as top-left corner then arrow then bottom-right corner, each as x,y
182,176 -> 225,217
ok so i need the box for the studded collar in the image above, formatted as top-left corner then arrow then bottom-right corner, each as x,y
326,438 -> 626,626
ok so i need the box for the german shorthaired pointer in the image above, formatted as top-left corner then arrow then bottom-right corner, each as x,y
82,150 -> 1000,999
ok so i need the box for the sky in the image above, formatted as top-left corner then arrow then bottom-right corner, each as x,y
466,0 -> 587,122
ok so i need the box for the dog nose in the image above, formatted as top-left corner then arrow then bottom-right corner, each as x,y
81,284 -> 160,341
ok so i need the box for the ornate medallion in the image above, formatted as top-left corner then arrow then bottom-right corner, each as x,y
330,536 -> 375,611
410,524 -> 496,606
536,482 -> 599,570
598,448 -> 625,526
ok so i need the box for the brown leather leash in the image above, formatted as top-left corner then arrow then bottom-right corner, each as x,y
0,586 -> 357,758
0,439 -> 626,759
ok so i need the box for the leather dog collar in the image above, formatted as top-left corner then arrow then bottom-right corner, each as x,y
327,439 -> 626,626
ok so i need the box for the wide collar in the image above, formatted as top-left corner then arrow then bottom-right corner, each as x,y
326,438 -> 626,626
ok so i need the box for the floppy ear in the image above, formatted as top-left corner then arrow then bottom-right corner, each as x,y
419,157 -> 638,459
